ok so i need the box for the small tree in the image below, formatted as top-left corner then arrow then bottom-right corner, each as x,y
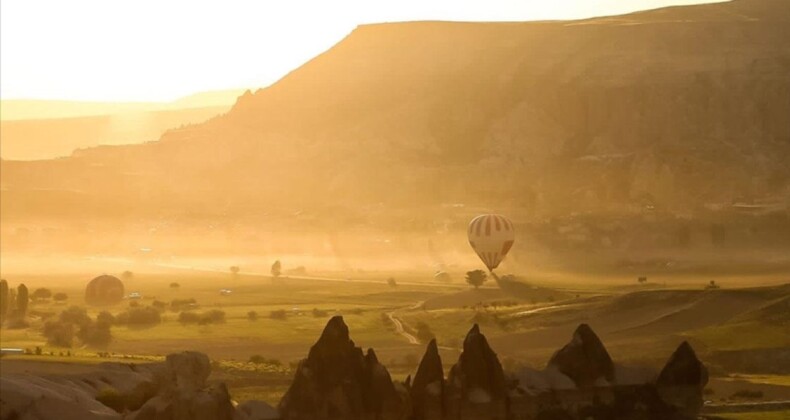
247,310 -> 258,321
31,288 -> 53,301
43,319 -> 75,347
230,266 -> 240,278
465,270 -> 488,289
121,270 -> 134,281
270,309 -> 287,320
169,282 -> 180,289
387,277 -> 397,287
53,292 -> 68,302
271,261 -> 282,278
637,276 -> 647,284
16,284 -> 29,317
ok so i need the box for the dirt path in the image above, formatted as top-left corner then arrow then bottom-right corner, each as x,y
386,312 -> 419,345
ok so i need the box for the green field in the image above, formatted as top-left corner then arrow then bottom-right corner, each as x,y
2,269 -> 789,406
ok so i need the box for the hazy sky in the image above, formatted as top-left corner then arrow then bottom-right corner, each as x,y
1,0 -> 721,102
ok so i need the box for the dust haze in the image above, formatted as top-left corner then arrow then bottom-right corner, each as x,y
1,1 -> 789,420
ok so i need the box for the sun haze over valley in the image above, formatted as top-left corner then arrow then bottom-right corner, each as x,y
0,1 -> 788,420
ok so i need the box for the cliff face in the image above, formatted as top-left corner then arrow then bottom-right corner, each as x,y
2,0 -> 789,223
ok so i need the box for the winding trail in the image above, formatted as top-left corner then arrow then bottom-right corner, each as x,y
386,312 -> 419,345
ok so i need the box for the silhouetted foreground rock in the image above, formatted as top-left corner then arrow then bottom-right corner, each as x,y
126,351 -> 235,420
547,323 -> 615,388
445,324 -> 507,419
655,341 -> 709,418
0,319 -> 708,420
410,339 -> 445,420
277,315 -> 409,420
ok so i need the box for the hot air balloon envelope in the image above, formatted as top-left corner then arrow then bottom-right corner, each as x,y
468,214 -> 515,271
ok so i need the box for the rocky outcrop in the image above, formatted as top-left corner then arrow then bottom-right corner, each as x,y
655,341 -> 709,418
0,375 -> 121,420
126,351 -> 235,420
234,400 -> 279,420
656,341 -> 708,388
1,320 -> 713,420
278,315 -> 408,420
445,324 -> 508,420
410,339 -> 445,420
547,323 -> 614,388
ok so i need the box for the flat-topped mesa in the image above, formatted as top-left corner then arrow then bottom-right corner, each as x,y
278,316 -> 409,420
446,324 -> 508,419
411,339 -> 445,420
655,341 -> 709,418
547,323 -> 614,388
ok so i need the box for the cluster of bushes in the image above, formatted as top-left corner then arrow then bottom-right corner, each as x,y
178,309 -> 225,325
115,306 -> 162,327
270,309 -> 288,320
42,306 -> 112,348
248,355 -> 282,366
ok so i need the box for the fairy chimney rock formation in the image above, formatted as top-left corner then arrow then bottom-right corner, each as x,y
411,339 -> 445,420
278,315 -> 408,420
656,341 -> 709,417
446,324 -> 508,419
547,323 -> 615,388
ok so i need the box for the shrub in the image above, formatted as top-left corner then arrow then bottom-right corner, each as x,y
117,307 -> 161,327
31,288 -> 52,301
387,277 -> 397,287
53,292 -> 68,302
179,309 -> 225,325
151,300 -> 167,312
269,309 -> 287,320
249,355 -> 281,366
59,306 -> 91,327
311,308 -> 328,317
43,320 -> 75,347
203,309 -> 226,324
169,282 -> 180,289
129,300 -> 140,308
79,320 -> 112,347
97,311 -> 115,325
247,311 -> 258,321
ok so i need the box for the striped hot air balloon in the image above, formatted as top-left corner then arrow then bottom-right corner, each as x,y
468,214 -> 515,271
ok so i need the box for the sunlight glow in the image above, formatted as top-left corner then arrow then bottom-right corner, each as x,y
0,0 -> 721,101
